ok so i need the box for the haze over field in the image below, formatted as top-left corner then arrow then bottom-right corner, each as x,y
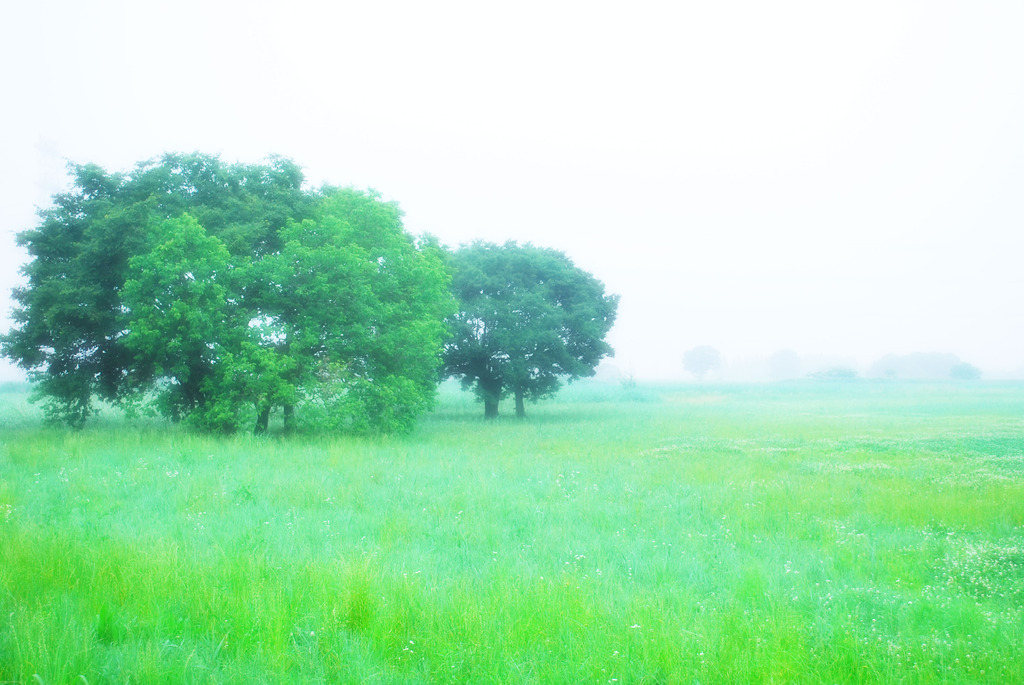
3,1 -> 1023,380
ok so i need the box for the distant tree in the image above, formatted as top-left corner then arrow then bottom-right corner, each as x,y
768,349 -> 802,381
950,362 -> 982,381
442,241 -> 618,418
2,154 -> 453,434
809,367 -> 858,380
683,345 -> 722,381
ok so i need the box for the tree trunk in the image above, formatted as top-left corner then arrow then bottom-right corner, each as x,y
480,376 -> 502,419
254,405 -> 271,435
515,388 -> 526,419
283,404 -> 295,434
484,398 -> 499,419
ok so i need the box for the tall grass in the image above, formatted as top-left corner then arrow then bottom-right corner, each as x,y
1,381 -> 1023,683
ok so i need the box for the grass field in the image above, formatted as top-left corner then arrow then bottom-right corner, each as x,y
1,380 -> 1023,683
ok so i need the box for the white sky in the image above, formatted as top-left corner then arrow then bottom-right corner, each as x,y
2,0 -> 1023,380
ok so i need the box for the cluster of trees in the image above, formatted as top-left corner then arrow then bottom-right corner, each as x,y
1,154 -> 618,432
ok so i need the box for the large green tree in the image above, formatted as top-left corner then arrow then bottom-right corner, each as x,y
253,188 -> 454,434
2,153 -> 309,427
2,154 -> 453,433
442,241 -> 618,418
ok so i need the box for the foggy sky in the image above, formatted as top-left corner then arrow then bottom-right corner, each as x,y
2,1 -> 1023,381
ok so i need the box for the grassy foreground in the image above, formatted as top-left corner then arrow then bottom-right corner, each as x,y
1,381 -> 1023,684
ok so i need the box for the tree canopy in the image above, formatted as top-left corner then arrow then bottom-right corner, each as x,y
442,241 -> 618,418
2,153 -> 453,433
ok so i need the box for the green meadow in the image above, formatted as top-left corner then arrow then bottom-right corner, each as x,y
1,381 -> 1023,684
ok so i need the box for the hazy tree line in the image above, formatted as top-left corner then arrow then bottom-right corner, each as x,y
681,346 -> 982,382
1,154 -> 618,433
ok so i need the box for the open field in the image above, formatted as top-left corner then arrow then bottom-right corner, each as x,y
2,381 -> 1023,683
